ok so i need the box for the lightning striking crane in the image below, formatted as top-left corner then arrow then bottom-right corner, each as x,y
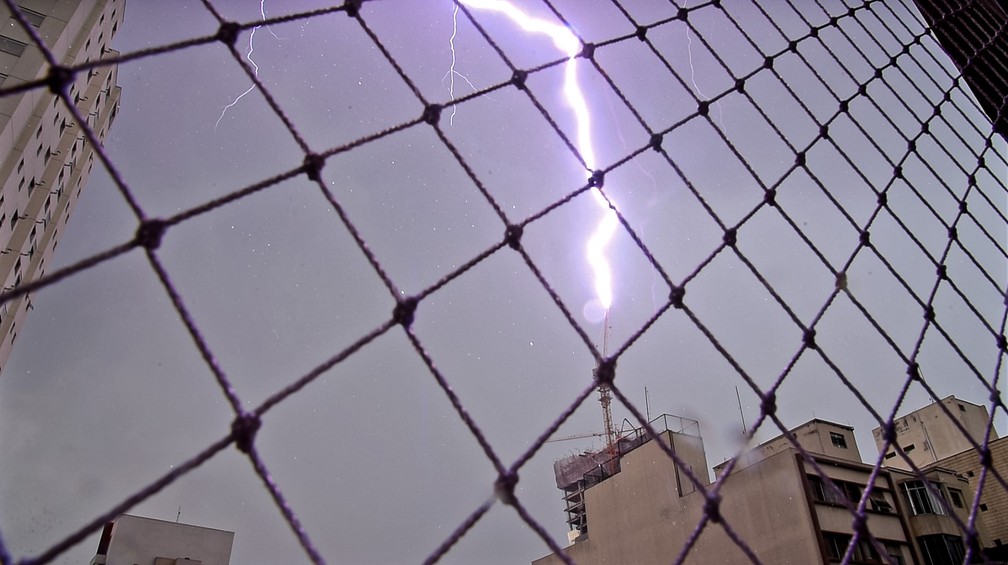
455,0 -> 621,456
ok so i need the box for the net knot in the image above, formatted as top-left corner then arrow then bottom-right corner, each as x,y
760,392 -> 776,417
46,65 -> 74,95
704,494 -> 722,523
512,70 -> 527,90
907,362 -> 922,382
495,471 -> 519,506
764,188 -> 776,206
345,0 -> 363,17
593,358 -> 616,386
135,219 -> 167,250
217,21 -> 241,46
881,421 -> 896,444
303,153 -> 324,182
232,412 -> 261,454
393,296 -> 418,328
803,328 -> 817,349
669,285 -> 685,309
723,228 -> 737,248
650,133 -> 663,152
504,224 -> 523,250
422,104 -> 442,126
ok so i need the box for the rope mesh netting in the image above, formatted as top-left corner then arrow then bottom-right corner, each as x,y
0,0 -> 1006,563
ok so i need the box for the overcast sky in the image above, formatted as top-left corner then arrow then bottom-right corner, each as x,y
1,0 -> 1006,563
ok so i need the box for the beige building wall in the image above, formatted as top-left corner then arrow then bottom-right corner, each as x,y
929,436 -> 1008,547
872,396 -> 997,471
90,514 -> 234,565
534,420 -> 964,565
0,0 -> 123,372
534,433 -> 822,565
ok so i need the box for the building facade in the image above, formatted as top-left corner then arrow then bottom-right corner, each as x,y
534,416 -> 987,564
0,0 -> 123,371
90,514 -> 234,565
874,395 -> 1007,556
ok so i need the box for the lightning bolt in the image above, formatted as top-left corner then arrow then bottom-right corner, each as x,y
683,2 -> 725,130
444,2 -> 479,125
458,0 -> 618,314
214,1 -> 274,134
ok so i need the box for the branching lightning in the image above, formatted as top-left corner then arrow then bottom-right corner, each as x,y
683,2 -> 725,130
444,3 -> 479,125
458,0 -> 618,314
214,1 -> 274,134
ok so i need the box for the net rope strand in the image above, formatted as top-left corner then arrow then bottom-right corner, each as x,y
0,0 -> 1004,563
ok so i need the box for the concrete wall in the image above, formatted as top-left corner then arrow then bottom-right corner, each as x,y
99,515 -> 233,565
873,396 -> 996,471
534,436 -> 821,565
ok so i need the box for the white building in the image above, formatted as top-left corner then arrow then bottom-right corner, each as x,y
0,0 -> 123,371
90,514 -> 234,565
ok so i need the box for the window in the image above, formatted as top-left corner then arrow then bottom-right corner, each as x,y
884,451 -> 896,459
0,36 -> 27,56
16,7 -> 45,29
980,503 -> 988,511
870,495 -> 893,513
824,532 -> 848,561
917,534 -> 965,565
903,480 -> 946,515
884,543 -> 907,565
822,532 -> 882,564
808,475 -> 862,506
904,443 -> 916,453
9,212 -> 17,230
830,432 -> 848,449
947,488 -> 965,508
958,403 -> 966,412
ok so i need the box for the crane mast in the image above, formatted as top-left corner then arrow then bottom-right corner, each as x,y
597,309 -> 617,460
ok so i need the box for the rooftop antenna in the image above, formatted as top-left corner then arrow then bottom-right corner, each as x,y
735,386 -> 747,436
645,386 -> 651,421
176,506 -> 182,523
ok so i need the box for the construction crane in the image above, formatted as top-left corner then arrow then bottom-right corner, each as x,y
597,309 -> 618,460
544,431 -> 608,444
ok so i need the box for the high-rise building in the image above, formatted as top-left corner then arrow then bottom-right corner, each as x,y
90,514 -> 234,565
0,0 -> 123,371
534,414 -> 993,564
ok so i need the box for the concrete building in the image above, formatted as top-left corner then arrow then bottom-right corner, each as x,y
873,396 -> 996,471
0,0 -> 123,372
89,514 -> 234,565
874,395 -> 1008,556
534,415 -> 985,564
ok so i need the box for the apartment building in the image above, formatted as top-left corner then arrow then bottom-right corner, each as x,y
534,415 -> 987,564
0,0 -> 123,371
